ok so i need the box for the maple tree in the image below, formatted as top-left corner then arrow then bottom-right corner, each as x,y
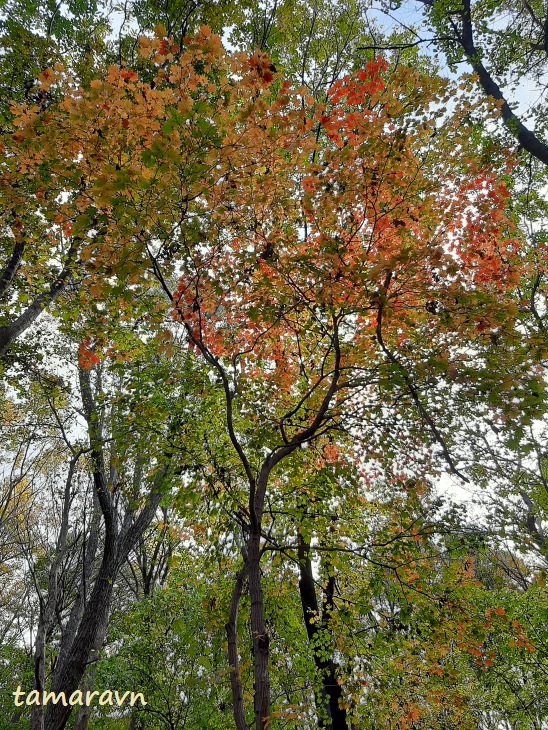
3,11 -> 548,730
0,0 -> 382,367
362,5 -> 548,695
131,35 -> 532,728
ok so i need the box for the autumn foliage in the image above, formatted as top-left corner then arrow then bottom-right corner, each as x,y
159,46 -> 523,457
1,24 -> 539,730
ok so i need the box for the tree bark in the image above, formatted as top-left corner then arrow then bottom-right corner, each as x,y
0,239 -> 25,299
56,492 -> 101,672
31,615 -> 47,730
445,0 -> 548,167
297,533 -> 348,730
43,370 -> 167,730
226,562 -> 248,730
127,713 -> 145,730
72,603 -> 110,730
31,454 -> 80,730
248,529 -> 270,730
43,501 -> 117,730
0,239 -> 77,362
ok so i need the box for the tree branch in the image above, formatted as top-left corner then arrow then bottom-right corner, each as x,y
454,0 -> 548,166
0,239 -> 79,361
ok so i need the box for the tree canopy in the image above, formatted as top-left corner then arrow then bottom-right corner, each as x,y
1,2 -> 548,730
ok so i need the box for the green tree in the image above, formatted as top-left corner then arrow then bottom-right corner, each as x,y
384,0 -> 548,167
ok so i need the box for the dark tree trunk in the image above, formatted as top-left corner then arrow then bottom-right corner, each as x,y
248,529 -> 270,730
127,712 -> 146,730
297,533 -> 349,730
72,604 -> 109,730
0,239 -> 25,299
43,370 -> 167,730
56,493 -> 101,671
200,313 -> 341,730
226,562 -> 248,730
31,455 -> 80,730
448,0 -> 548,167
31,617 -> 46,730
43,520 -> 117,730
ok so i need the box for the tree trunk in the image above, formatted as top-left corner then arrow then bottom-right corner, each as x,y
0,239 -> 24,298
42,370 -> 171,730
297,533 -> 348,730
71,666 -> 96,730
44,371 -> 118,730
226,562 -> 248,730
127,712 -> 145,730
43,522 -> 117,730
56,492 -> 101,671
72,599 -> 110,730
30,615 -> 46,730
248,530 -> 270,730
31,455 -> 80,730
